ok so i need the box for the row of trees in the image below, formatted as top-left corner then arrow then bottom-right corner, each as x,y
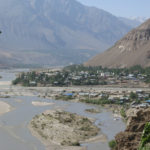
65,65 -> 150,76
65,65 -> 150,83
12,64 -> 150,87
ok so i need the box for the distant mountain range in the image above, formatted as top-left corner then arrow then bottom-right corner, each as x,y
118,17 -> 141,28
129,16 -> 148,23
0,0 -> 141,67
85,19 -> 150,68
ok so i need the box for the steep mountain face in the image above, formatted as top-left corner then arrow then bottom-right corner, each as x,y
0,0 -> 132,67
85,19 -> 150,68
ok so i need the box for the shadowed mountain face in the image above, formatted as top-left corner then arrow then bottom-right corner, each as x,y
0,0 -> 132,67
85,19 -> 150,68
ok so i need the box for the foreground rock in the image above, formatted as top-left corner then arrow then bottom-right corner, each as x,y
115,108 -> 150,150
29,110 -> 99,149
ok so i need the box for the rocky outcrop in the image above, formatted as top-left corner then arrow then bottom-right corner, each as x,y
115,108 -> 150,150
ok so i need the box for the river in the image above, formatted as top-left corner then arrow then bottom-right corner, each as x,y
0,69 -> 126,150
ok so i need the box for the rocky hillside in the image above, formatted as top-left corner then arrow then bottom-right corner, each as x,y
115,108 -> 150,150
0,0 -> 133,67
85,19 -> 150,68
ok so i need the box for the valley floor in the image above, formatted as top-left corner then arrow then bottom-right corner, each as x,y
0,69 -> 143,150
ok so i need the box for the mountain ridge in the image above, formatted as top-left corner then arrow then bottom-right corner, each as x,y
0,0 -> 136,67
85,19 -> 150,68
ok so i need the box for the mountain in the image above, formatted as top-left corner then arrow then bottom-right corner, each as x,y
85,19 -> 150,68
0,0 -> 133,67
129,17 -> 148,23
118,17 -> 141,28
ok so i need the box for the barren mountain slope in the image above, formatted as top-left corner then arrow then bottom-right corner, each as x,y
85,19 -> 150,68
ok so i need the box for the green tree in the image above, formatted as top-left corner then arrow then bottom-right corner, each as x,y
130,92 -> 138,100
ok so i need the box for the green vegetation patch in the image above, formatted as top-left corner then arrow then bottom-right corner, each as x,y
139,122 -> 150,150
109,140 -> 117,150
120,108 -> 127,118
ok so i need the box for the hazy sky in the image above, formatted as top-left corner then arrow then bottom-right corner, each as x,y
77,0 -> 150,18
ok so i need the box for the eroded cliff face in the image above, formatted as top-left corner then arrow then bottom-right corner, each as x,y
115,108 -> 150,150
116,25 -> 150,52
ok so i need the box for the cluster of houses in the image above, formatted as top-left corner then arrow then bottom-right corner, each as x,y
38,87 -> 150,108
46,69 -> 149,87
16,67 -> 150,88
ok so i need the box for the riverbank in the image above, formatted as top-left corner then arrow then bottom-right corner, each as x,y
0,101 -> 12,115
115,107 -> 150,150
